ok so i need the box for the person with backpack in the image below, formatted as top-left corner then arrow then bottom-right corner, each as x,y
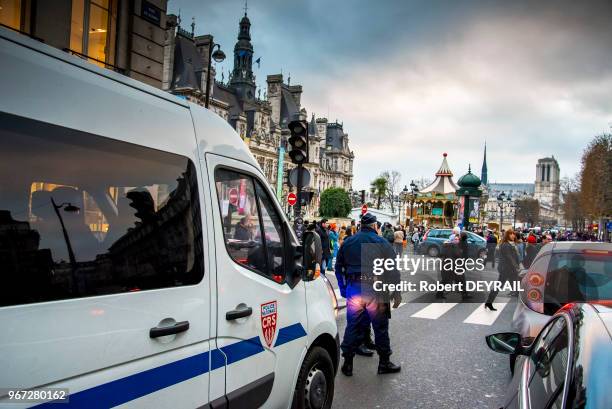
382,223 -> 395,243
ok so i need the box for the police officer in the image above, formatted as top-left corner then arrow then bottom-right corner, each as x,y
335,213 -> 402,376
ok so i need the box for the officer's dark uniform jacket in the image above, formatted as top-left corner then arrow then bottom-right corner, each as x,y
336,225 -> 401,359
335,226 -> 401,302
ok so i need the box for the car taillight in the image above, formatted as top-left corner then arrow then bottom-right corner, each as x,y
423,231 -> 429,241
523,271 -> 545,314
527,288 -> 542,302
528,273 -> 544,287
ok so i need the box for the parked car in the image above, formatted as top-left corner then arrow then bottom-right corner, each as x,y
511,242 -> 612,372
417,228 -> 487,259
486,302 -> 612,409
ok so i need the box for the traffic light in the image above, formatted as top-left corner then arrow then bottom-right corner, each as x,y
287,120 -> 308,165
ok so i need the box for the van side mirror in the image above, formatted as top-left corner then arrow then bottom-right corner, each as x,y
485,332 -> 521,355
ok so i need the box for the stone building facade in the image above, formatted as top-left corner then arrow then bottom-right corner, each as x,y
534,156 -> 561,211
1,0 -> 170,88
479,145 -> 562,227
161,12 -> 354,217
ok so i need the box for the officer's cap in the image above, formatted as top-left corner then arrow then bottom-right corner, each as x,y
360,212 -> 377,225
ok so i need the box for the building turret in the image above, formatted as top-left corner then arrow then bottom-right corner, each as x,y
230,13 -> 256,101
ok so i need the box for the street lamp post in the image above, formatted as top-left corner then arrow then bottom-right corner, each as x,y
204,42 -> 226,108
497,192 -> 516,231
497,192 -> 505,231
50,197 -> 80,293
400,185 -> 409,227
408,180 -> 419,231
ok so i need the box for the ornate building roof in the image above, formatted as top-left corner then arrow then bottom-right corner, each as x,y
420,153 -> 459,194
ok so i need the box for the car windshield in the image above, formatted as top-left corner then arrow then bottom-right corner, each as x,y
544,251 -> 612,311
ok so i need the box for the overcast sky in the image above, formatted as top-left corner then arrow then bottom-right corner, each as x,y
168,0 -> 612,190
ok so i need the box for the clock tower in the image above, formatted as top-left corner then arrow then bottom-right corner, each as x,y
229,12 -> 256,101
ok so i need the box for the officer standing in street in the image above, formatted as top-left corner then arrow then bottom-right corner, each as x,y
335,212 -> 402,376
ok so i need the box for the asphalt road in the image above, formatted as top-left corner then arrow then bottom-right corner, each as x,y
327,254 -> 518,409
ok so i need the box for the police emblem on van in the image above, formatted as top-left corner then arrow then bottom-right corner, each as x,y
260,301 -> 277,347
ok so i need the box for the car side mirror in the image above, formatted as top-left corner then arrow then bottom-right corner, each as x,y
485,332 -> 521,355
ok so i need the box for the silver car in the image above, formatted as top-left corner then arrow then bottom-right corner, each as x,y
510,241 -> 612,371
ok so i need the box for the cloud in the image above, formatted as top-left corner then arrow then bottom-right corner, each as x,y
169,0 -> 612,188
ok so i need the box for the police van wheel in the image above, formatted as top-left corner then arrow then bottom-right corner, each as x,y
292,346 -> 334,409
427,246 -> 439,257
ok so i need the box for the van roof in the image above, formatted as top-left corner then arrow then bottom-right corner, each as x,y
0,26 -> 258,169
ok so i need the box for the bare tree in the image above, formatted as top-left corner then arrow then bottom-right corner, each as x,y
563,192 -> 586,231
560,174 -> 580,196
560,173 -> 583,229
515,198 -> 540,226
413,176 -> 432,191
380,170 -> 401,213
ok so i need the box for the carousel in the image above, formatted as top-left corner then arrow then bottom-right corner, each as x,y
413,153 -> 459,227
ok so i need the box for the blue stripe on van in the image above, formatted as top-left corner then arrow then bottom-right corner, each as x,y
33,323 -> 306,408
274,323 -> 308,347
34,351 -> 209,409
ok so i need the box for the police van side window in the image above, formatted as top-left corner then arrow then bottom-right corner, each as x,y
0,113 -> 204,308
214,169 -> 285,284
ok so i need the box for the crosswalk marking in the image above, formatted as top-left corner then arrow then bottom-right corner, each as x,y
411,302 -> 458,319
462,298 -> 510,326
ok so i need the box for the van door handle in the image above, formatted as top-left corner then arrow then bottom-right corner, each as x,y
149,321 -> 190,338
226,306 -> 253,321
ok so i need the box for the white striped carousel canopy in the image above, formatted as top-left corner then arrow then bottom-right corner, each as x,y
419,153 -> 459,195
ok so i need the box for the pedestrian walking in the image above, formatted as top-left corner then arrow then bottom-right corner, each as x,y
329,223 -> 340,269
486,230 -> 498,268
393,226 -> 404,256
316,219 -> 332,272
485,229 -> 521,310
335,212 -> 402,376
523,233 -> 538,268
411,230 -> 420,254
456,232 -> 472,300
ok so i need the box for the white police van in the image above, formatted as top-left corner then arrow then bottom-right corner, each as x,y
0,26 -> 338,409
